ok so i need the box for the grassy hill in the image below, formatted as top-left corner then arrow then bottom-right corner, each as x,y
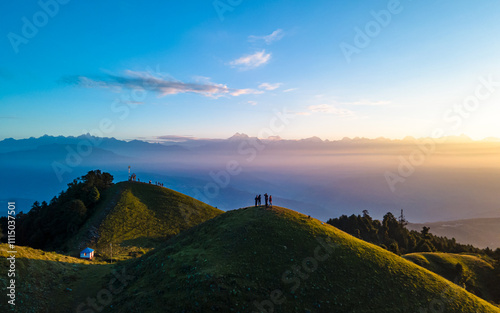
404,252 -> 500,305
65,181 -> 223,260
0,243 -> 113,312
104,206 -> 500,312
4,181 -> 500,312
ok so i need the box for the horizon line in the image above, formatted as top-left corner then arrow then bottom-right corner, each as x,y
2,133 -> 500,143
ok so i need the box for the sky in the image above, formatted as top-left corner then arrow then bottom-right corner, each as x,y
1,0 -> 500,141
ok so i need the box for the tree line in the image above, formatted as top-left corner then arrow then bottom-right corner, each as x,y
0,170 -> 113,250
327,210 -> 500,258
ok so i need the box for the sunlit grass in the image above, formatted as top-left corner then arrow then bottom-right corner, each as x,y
108,206 -> 500,312
65,181 -> 223,260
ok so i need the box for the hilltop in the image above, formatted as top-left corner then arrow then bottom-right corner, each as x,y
66,181 -> 224,258
1,180 -> 224,312
104,206 -> 500,312
2,172 -> 223,260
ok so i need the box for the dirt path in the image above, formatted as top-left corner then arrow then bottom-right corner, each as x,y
75,185 -> 124,251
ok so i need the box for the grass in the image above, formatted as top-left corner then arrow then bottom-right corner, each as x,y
105,206 -> 500,312
0,243 -> 113,312
66,181 -> 223,260
6,182 -> 500,312
0,183 -> 223,312
64,182 -> 125,254
404,252 -> 500,305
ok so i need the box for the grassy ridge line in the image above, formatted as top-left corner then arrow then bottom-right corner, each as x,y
404,252 -> 500,306
107,206 -> 500,312
96,182 -> 223,244
66,181 -> 223,258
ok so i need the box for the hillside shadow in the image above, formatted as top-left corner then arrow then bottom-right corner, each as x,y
0,257 -> 115,313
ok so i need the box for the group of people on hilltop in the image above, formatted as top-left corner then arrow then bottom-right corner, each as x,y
254,193 -> 272,208
148,180 -> 164,187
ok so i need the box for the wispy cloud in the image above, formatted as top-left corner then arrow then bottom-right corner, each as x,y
61,71 -> 260,98
230,50 -> 271,70
307,104 -> 355,117
259,82 -> 282,91
248,101 -> 258,106
156,135 -> 196,142
136,135 -> 210,143
283,88 -> 297,93
248,29 -> 285,44
231,88 -> 264,96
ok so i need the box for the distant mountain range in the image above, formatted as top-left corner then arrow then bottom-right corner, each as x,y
1,134 -> 499,223
408,218 -> 500,249
3,133 -> 498,152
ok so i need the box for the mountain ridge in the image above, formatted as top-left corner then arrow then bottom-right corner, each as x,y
2,133 -> 499,148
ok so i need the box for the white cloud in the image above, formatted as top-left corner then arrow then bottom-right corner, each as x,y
259,82 -> 282,91
249,29 -> 285,44
230,50 -> 271,70
248,101 -> 258,106
308,104 -> 355,117
283,88 -> 297,93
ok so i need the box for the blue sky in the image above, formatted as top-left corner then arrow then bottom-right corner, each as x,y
1,0 -> 500,140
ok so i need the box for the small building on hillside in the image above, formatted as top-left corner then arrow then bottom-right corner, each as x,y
80,247 -> 95,260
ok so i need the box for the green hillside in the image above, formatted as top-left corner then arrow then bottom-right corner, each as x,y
66,181 -> 224,259
104,206 -> 500,313
404,252 -> 500,305
0,243 -> 113,312
4,181 -> 499,312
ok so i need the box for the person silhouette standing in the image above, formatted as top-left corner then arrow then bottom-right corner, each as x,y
264,193 -> 269,207
258,195 -> 262,206
254,195 -> 258,207
269,195 -> 272,207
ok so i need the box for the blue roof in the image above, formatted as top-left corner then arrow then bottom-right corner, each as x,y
81,248 -> 94,253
